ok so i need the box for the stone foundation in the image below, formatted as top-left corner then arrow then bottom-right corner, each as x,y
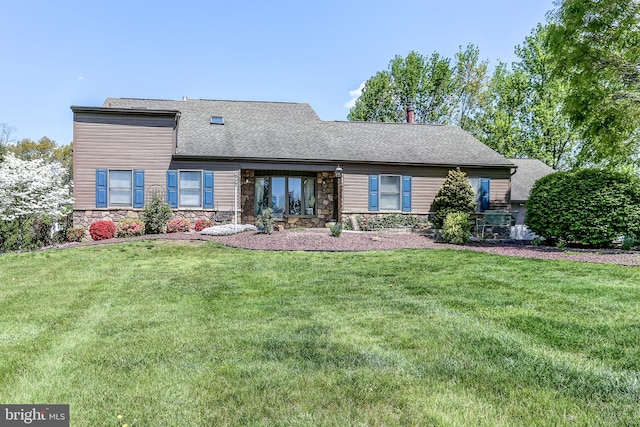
73,209 -> 235,231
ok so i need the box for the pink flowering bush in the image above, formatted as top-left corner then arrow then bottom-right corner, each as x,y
195,218 -> 214,232
116,219 -> 145,238
89,220 -> 116,241
166,217 -> 191,233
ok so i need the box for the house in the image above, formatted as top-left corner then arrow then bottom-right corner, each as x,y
71,97 -> 516,230
508,158 -> 556,225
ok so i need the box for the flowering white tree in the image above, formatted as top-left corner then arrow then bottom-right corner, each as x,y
0,153 -> 73,250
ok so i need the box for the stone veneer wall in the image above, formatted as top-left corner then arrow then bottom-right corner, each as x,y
241,170 -> 337,229
73,209 -> 234,231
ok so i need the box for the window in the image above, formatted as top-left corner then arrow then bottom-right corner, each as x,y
210,116 -> 224,125
380,175 -> 401,210
179,171 -> 202,207
166,170 -> 214,209
255,176 -> 316,219
96,169 -> 144,208
369,174 -> 411,212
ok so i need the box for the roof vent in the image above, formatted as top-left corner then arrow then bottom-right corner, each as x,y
210,116 -> 224,125
182,96 -> 188,101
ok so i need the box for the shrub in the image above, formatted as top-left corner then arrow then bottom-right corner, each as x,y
166,218 -> 191,233
89,220 -> 116,241
195,218 -> 214,232
526,169 -> 640,247
431,168 -> 476,228
441,212 -> 472,245
256,208 -> 274,234
330,222 -> 342,237
356,214 -> 421,231
142,194 -> 173,234
116,219 -> 145,238
621,237 -> 638,251
66,227 -> 86,242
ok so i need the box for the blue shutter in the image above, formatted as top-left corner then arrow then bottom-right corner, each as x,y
167,170 -> 178,208
133,170 -> 145,208
480,178 -> 490,211
402,176 -> 412,212
203,171 -> 214,209
369,175 -> 379,211
96,169 -> 107,208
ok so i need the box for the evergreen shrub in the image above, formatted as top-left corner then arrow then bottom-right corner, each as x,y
526,169 -> 640,247
142,195 -> 172,234
431,168 -> 476,228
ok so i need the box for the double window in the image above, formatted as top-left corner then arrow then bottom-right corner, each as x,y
167,170 -> 214,209
255,176 -> 316,219
96,169 -> 144,208
369,174 -> 412,212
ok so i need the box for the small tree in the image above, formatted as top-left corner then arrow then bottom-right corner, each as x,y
0,153 -> 72,250
142,194 -> 173,234
431,168 -> 476,228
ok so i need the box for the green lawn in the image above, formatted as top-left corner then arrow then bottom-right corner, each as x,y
1,241 -> 639,426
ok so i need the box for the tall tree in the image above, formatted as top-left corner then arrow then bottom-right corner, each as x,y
348,51 -> 457,124
547,0 -> 640,166
454,44 -> 489,132
9,137 -> 73,185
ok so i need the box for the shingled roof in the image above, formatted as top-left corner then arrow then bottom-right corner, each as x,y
103,97 -> 514,168
509,158 -> 556,202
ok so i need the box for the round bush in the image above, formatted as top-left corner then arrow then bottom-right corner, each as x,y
89,220 -> 116,241
166,217 -> 191,233
195,218 -> 214,232
116,219 -> 145,238
525,169 -> 640,247
441,212 -> 472,245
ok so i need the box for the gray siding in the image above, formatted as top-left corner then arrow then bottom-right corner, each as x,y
73,112 -> 176,210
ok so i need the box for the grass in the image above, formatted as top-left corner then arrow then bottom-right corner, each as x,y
0,241 -> 639,426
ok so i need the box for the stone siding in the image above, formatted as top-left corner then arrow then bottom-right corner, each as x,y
241,170 -> 337,229
73,209 -> 235,231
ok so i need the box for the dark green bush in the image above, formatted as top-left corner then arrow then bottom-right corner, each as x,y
431,168 -> 476,228
525,169 -> 640,247
142,194 -> 173,234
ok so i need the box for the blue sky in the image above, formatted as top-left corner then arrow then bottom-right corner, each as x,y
2,0 -> 554,147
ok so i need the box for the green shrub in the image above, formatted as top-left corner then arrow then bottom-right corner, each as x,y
431,168 -> 476,228
330,222 -> 342,237
441,212 -> 472,245
526,169 -> 640,248
256,208 -> 274,234
116,219 -> 145,238
142,194 -> 173,234
356,214 -> 420,231
66,227 -> 86,242
166,218 -> 191,233
621,237 -> 638,251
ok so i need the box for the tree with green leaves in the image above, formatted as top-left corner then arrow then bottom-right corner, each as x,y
348,50 -> 457,125
547,0 -> 640,167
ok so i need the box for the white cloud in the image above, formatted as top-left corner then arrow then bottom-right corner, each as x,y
76,76 -> 85,81
343,81 -> 365,109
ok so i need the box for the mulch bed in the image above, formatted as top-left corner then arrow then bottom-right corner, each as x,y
58,229 -> 640,266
